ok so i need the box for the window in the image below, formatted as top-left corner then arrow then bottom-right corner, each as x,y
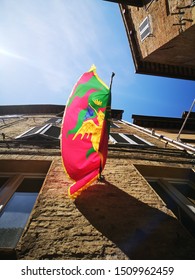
135,165 -> 195,237
110,133 -> 153,146
0,160 -> 51,254
139,16 -> 152,41
0,176 -> 44,248
15,124 -> 61,140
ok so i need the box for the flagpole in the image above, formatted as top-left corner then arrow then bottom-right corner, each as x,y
99,72 -> 115,182
109,72 -> 115,116
109,72 -> 115,91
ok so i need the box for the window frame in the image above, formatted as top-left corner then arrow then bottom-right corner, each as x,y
147,177 -> 195,222
0,160 -> 51,254
0,172 -> 46,213
135,165 -> 195,236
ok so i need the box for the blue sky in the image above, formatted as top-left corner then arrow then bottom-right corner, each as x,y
0,0 -> 194,121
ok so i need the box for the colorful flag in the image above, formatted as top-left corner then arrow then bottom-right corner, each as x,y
61,65 -> 111,198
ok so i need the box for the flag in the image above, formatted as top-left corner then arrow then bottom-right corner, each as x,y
61,65 -> 111,198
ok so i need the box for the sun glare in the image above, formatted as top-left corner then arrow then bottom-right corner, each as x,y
0,48 -> 25,60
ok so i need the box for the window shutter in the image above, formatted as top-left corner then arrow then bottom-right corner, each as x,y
139,16 -> 152,41
41,125 -> 61,139
16,124 -> 60,140
110,133 -> 153,146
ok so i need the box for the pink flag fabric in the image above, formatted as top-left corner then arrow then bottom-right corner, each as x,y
61,65 -> 111,198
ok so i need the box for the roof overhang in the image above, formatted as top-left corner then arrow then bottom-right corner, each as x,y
132,114 -> 195,131
103,0 -> 143,7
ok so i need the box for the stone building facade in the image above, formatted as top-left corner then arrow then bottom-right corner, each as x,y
0,105 -> 195,260
105,0 -> 195,80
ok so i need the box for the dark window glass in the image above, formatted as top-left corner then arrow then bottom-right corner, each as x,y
148,180 -> 195,237
172,183 -> 195,205
0,178 -> 44,248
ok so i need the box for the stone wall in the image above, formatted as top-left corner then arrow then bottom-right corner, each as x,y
1,117 -> 195,259
15,123 -> 195,259
15,150 -> 195,260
